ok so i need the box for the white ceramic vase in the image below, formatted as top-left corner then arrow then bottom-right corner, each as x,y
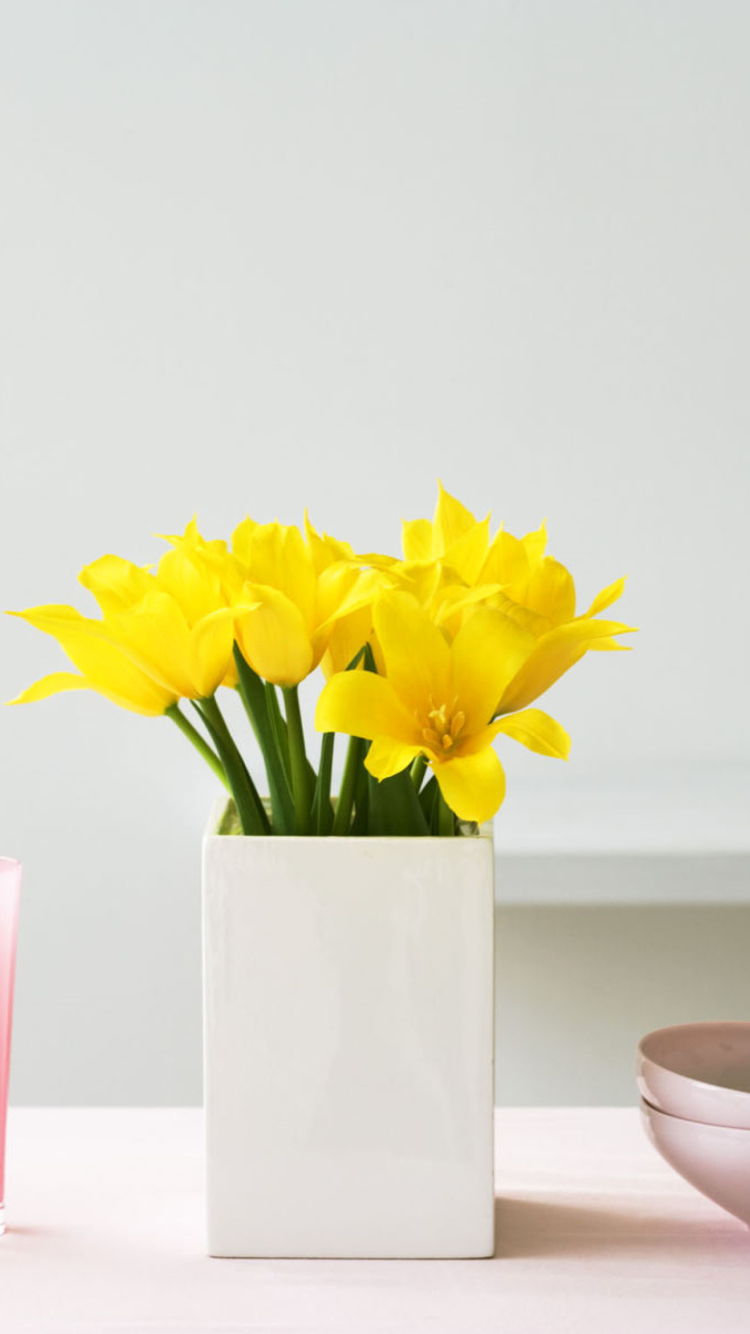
202,798 -> 495,1258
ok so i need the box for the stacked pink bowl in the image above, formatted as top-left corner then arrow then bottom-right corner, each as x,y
637,1022 -> 750,1227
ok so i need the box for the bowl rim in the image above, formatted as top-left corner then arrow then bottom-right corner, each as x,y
638,1022 -> 750,1097
639,1093 -> 750,1134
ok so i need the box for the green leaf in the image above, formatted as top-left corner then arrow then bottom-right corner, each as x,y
332,735 -> 365,836
233,646 -> 295,834
350,743 -> 370,835
195,695 -> 270,836
436,787 -> 457,837
368,767 -> 429,837
311,731 -> 335,836
330,643 -> 378,836
264,681 -> 292,780
281,685 -> 313,835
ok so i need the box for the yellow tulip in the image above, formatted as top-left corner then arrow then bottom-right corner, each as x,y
8,547 -> 238,715
224,516 -> 381,687
402,480 -> 491,585
478,560 -> 635,715
316,591 -> 570,824
6,603 -> 177,716
302,514 -> 384,677
399,484 -> 636,709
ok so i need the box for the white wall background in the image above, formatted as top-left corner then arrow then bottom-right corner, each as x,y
1,0 -> 749,1104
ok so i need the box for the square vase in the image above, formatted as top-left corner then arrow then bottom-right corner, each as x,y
202,798 -> 495,1258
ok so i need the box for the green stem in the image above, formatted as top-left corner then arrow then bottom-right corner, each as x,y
350,754 -> 370,835
265,682 -> 317,795
311,732 -> 335,836
265,682 -> 291,781
195,695 -> 270,836
166,704 -> 230,792
437,788 -> 457,837
281,685 -> 313,835
410,754 -> 427,792
232,646 -> 294,834
328,641 -> 378,837
332,735 -> 365,836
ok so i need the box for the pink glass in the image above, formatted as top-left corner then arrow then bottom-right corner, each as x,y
0,858 -> 21,1237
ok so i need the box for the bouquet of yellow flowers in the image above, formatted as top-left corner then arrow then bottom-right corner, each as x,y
8,485 -> 634,837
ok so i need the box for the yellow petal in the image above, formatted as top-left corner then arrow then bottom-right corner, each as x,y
365,736 -> 424,781
314,563 -> 362,632
161,525 -> 245,607
483,589 -> 551,637
479,528 -> 531,588
7,671 -> 90,704
234,585 -> 314,687
389,559 -> 443,614
584,576 -> 627,618
450,606 -> 535,732
456,718 -> 507,756
522,556 -> 577,626
432,748 -> 506,824
231,516 -> 259,568
304,511 -> 356,574
104,591 -> 196,697
442,516 -> 491,585
303,512 -> 332,574
189,608 -> 237,698
434,481 -> 482,553
8,605 -> 177,713
432,580 -> 504,640
79,556 -> 154,613
401,518 -> 434,563
318,566 -> 393,632
497,617 -> 636,714
492,708 -> 570,759
373,591 -> 451,715
353,550 -> 399,571
315,670 -> 418,744
587,637 -> 633,652
240,523 -> 317,630
320,605 -> 375,678
156,543 -> 224,626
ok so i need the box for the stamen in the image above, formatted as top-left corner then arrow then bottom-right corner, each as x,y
450,710 -> 466,738
421,699 -> 466,753
428,704 -> 450,737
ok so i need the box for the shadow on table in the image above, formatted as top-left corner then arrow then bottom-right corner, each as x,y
494,1196 -> 748,1260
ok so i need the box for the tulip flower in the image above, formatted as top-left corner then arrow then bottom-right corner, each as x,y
5,553 -> 271,830
401,481 -> 491,586
153,516 -> 384,833
8,492 -> 635,840
6,602 -> 178,716
399,484 -> 635,711
316,592 -> 571,825
227,517 -> 380,689
10,542 -> 238,710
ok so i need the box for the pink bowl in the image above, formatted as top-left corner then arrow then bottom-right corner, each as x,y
640,1096 -> 750,1227
637,1022 -> 750,1129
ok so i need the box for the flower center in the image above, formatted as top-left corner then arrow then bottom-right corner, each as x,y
421,697 -> 466,754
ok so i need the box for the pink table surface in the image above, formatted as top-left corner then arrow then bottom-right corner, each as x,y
1,1107 -> 748,1333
